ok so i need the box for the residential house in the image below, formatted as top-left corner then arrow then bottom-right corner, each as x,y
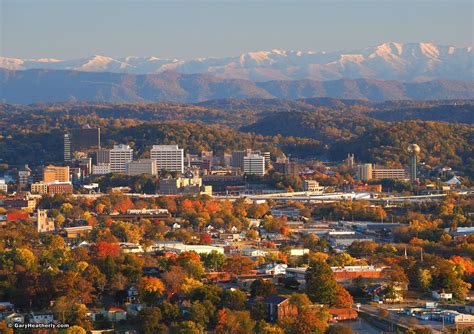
263,295 -> 298,323
432,290 -> 453,301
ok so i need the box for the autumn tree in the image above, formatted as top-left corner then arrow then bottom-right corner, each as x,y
306,261 -> 338,305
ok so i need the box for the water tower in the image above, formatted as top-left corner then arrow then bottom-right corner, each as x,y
407,144 -> 420,181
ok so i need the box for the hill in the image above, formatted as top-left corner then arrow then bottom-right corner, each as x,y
1,69 -> 473,104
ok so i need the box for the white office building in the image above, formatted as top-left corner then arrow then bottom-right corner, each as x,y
92,163 -> 111,175
243,154 -> 265,175
150,145 -> 184,173
126,159 -> 157,176
110,145 -> 133,173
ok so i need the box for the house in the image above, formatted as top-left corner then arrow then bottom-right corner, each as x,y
285,267 -> 308,288
125,285 -> 139,303
219,233 -> 242,242
263,295 -> 298,323
29,312 -> 54,324
365,284 -> 403,303
432,290 -> 453,301
289,248 -> 309,257
329,308 -> 358,322
258,263 -> 288,275
5,313 -> 24,325
106,308 -> 127,322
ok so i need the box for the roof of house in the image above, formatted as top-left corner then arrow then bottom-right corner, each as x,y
264,295 -> 288,305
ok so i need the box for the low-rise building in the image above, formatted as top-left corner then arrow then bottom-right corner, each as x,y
31,182 -> 48,194
164,244 -> 224,255
126,159 -> 157,176
92,163 -> 111,175
47,181 -> 73,195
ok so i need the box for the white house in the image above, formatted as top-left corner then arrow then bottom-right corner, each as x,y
289,248 -> 310,257
259,263 -> 288,275
432,290 -> 453,301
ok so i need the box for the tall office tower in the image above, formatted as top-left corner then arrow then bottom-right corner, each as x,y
346,154 -> 355,168
262,152 -> 271,170
231,149 -> 252,171
126,159 -> 157,176
150,145 -> 184,173
356,163 -> 373,182
64,134 -> 72,162
96,148 -> 111,164
243,154 -> 266,175
110,144 -> 133,173
43,165 -> 70,183
71,127 -> 101,151
407,144 -> 420,181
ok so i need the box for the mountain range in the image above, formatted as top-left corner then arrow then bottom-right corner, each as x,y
1,68 -> 473,104
1,42 -> 472,82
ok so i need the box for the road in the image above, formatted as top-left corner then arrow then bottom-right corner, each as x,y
359,303 -> 445,334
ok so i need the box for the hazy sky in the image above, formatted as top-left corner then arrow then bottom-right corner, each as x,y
1,0 -> 473,59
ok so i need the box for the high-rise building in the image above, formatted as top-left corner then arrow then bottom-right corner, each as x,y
346,154 -> 355,168
262,152 -> 271,170
96,149 -> 111,164
110,144 -> 133,173
64,134 -> 72,162
43,165 -> 70,183
150,145 -> 184,173
357,164 -> 373,181
71,128 -> 101,151
274,161 -> 299,178
231,149 -> 252,171
64,128 -> 101,161
243,154 -> 266,175
126,159 -> 157,176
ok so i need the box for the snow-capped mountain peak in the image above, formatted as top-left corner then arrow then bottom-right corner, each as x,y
0,42 -> 472,81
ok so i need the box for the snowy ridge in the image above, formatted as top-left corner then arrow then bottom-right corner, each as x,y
1,42 -> 472,82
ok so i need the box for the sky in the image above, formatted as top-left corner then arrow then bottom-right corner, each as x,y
1,0 -> 473,59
